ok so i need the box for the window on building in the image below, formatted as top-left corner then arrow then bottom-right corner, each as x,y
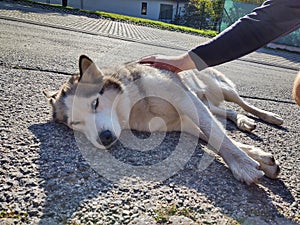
141,2 -> 147,15
159,4 -> 173,21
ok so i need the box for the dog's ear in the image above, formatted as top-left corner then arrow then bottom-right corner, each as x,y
79,55 -> 103,83
100,77 -> 123,94
43,90 -> 58,99
43,90 -> 58,106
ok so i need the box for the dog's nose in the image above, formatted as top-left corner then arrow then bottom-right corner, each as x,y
99,130 -> 116,147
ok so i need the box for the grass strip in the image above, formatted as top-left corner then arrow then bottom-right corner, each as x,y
20,0 -> 218,37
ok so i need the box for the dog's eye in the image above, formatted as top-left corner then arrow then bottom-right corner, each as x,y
91,98 -> 99,111
70,121 -> 81,127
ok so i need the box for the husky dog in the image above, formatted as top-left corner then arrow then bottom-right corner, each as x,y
44,55 -> 283,184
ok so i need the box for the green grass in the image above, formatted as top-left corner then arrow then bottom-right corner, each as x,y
0,210 -> 28,220
22,0 -> 218,37
154,204 -> 196,223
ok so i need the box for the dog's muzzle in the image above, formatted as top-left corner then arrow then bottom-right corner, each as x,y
98,130 -> 117,147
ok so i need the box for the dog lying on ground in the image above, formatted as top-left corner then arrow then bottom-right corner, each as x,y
43,55 -> 283,185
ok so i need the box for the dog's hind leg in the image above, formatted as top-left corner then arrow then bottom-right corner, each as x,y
207,103 -> 256,132
222,87 -> 283,126
184,69 -> 282,126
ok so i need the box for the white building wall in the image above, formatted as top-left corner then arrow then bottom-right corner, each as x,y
50,0 -> 61,4
81,0 -> 136,15
34,0 -> 49,3
36,0 -> 63,4
33,0 -> 185,21
68,0 -> 81,8
79,0 -> 180,21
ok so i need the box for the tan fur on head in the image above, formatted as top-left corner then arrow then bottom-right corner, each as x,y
292,71 -> 300,106
43,55 -> 124,126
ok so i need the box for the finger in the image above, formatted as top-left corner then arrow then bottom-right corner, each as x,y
138,55 -> 157,63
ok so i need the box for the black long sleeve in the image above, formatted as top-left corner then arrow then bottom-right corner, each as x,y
189,0 -> 300,70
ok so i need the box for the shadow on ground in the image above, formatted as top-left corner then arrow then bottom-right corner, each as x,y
29,121 -> 295,224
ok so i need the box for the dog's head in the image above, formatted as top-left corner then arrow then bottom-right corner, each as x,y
43,55 -> 126,149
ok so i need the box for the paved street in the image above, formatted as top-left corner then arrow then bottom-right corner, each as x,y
0,1 -> 300,224
0,0 -> 299,70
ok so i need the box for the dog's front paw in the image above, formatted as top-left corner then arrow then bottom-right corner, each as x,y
228,154 -> 264,185
236,114 -> 256,132
237,144 -> 280,179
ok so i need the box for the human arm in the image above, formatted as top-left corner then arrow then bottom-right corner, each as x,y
189,0 -> 300,70
140,0 -> 300,71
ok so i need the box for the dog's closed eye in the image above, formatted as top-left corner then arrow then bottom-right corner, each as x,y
91,98 -> 99,111
69,121 -> 85,130
70,121 -> 82,126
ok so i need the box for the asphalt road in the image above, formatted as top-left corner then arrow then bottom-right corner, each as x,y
0,7 -> 300,225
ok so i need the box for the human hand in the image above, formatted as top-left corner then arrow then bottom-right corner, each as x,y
138,53 -> 196,73
139,55 -> 183,73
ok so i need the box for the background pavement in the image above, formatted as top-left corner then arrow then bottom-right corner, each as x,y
0,1 -> 300,225
0,0 -> 299,70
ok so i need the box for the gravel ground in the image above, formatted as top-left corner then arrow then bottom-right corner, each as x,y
0,3 -> 300,224
1,63 -> 300,225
